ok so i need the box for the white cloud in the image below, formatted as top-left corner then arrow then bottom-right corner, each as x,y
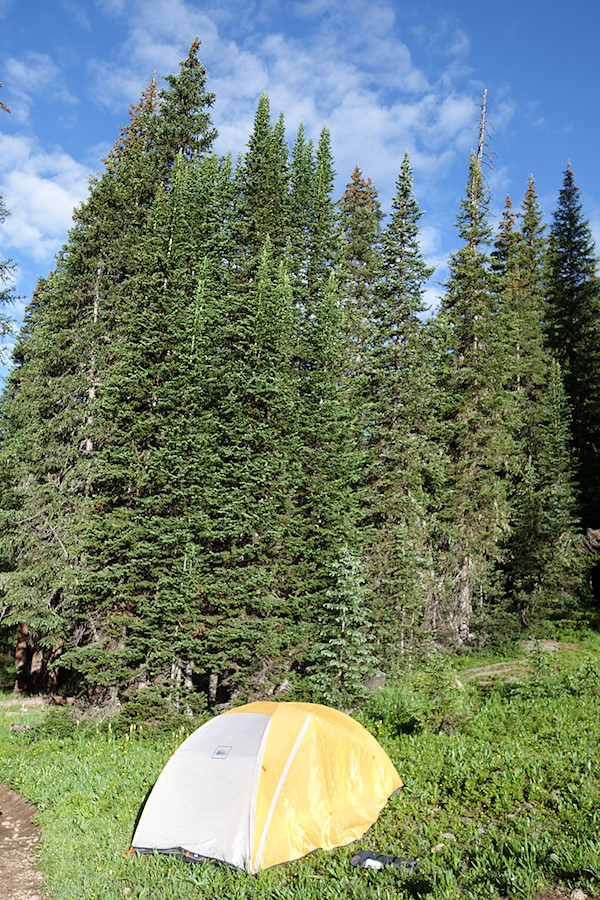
293,0 -> 332,16
435,94 -> 478,148
84,0 -> 479,183
0,135 -> 89,263
419,224 -> 442,258
0,0 -> 496,308
88,0 -> 221,110
4,52 -> 78,123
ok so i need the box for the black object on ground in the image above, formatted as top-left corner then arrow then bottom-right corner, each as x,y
350,849 -> 418,871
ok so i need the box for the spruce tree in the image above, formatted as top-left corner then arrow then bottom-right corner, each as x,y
359,152 -> 438,663
238,94 -> 290,266
58,158 -> 200,697
0,270 -> 90,691
507,360 -> 587,625
491,179 -> 586,625
0,43 -> 219,696
186,241 -> 300,700
544,164 -> 600,527
311,545 -> 374,706
295,271 -> 363,678
155,38 -> 218,173
336,166 -> 383,361
437,152 -> 514,645
287,123 -> 315,304
306,126 -> 338,309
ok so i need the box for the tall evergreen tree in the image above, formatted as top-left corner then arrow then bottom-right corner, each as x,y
507,359 -> 586,625
185,241 -> 301,700
0,268 -> 91,691
238,94 -> 290,266
58,158 -> 203,698
295,271 -> 363,678
0,43 -> 219,695
437,152 -> 514,645
544,164 -> 600,527
287,123 -> 315,304
155,38 -> 218,174
492,180 -> 585,625
358,152 -> 439,664
336,166 -> 383,359
311,545 -> 374,706
306,126 -> 338,305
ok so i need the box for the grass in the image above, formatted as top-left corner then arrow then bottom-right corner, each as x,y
0,641 -> 599,899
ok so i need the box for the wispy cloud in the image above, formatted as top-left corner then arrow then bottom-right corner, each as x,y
0,0 -> 492,305
60,0 -> 93,30
84,0 -> 483,194
4,52 -> 78,124
0,134 -> 89,262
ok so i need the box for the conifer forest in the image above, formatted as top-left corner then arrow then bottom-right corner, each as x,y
1,42 -> 599,709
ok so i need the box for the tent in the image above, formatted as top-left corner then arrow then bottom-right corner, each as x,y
130,700 -> 402,873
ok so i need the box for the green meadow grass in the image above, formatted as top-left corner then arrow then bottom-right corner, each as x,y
0,643 -> 599,899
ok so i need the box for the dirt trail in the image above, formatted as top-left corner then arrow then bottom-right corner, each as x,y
460,640 -> 582,685
0,782 -> 43,900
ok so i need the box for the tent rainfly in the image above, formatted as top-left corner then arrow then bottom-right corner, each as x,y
130,700 -> 403,873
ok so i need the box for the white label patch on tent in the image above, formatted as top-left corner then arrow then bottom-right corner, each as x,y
212,745 -> 232,759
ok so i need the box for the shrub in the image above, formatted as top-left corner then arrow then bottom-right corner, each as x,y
113,686 -> 207,735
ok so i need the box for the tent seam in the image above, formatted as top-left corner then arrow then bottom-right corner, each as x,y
252,712 -> 313,873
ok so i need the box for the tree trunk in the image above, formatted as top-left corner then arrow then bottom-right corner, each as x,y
208,672 -> 218,706
14,623 -> 31,693
455,553 -> 473,645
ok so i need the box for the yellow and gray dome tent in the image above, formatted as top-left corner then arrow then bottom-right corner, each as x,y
131,700 -> 402,873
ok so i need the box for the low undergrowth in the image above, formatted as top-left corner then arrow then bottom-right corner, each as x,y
0,640 -> 599,899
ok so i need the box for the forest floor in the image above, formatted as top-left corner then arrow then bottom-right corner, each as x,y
0,640 -> 593,900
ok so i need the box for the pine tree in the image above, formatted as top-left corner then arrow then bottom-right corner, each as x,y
294,271 -> 363,677
437,151 -> 514,645
306,126 -> 338,308
507,359 -> 587,625
155,38 -> 218,174
57,158 -> 199,696
336,166 -> 383,360
359,152 -> 438,663
490,179 -> 586,624
0,270 -> 90,691
0,43 -> 219,696
544,164 -> 600,527
311,546 -> 374,706
238,94 -> 290,266
186,241 -> 300,700
287,123 -> 315,305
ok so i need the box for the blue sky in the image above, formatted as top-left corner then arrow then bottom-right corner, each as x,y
0,0 -> 598,374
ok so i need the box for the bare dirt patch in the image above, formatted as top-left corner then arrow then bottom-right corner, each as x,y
460,640 -> 582,686
0,783 -> 43,900
0,696 -> 48,711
